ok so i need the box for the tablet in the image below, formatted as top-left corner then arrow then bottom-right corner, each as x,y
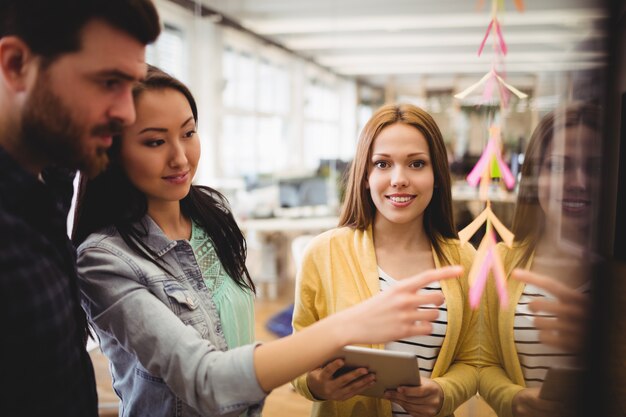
539,366 -> 584,402
331,345 -> 421,398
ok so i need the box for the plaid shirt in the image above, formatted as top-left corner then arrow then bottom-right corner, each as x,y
0,146 -> 98,416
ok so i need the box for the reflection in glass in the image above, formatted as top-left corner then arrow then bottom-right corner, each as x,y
480,103 -> 602,417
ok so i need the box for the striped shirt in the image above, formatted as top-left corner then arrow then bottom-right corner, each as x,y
379,267 -> 447,416
514,281 -> 590,387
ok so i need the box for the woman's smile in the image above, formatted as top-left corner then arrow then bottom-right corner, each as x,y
162,171 -> 190,185
386,193 -> 416,207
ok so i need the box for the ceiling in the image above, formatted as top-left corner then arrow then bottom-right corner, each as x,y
190,0 -> 608,95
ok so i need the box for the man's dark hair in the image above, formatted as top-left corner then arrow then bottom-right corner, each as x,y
0,0 -> 160,62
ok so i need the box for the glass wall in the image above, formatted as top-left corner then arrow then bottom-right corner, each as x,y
144,2 -> 621,417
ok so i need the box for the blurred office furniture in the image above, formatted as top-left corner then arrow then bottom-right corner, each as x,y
241,217 -> 337,300
238,179 -> 280,219
264,234 -> 315,337
291,234 -> 315,268
279,177 -> 328,208
265,303 -> 294,338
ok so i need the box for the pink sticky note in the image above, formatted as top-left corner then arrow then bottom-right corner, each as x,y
466,139 -> 496,186
482,74 -> 496,103
478,19 -> 494,56
469,248 -> 493,309
491,246 -> 509,308
494,19 -> 508,55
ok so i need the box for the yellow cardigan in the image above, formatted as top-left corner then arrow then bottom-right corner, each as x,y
478,243 -> 533,417
291,225 -> 478,417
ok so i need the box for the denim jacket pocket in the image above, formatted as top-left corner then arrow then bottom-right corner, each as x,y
162,282 -> 210,338
163,282 -> 199,310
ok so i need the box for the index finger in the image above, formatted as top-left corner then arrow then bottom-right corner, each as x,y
512,269 -> 585,303
398,265 -> 464,292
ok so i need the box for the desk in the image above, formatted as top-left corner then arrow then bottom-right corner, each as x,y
239,216 -> 338,299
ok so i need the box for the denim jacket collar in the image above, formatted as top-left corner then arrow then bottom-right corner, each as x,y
134,215 -> 181,258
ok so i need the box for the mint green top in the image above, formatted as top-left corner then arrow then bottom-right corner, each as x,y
190,221 -> 255,349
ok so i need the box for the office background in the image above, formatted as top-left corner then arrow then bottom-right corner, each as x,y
88,1 -> 625,416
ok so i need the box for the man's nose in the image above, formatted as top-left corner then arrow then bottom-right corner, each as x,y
108,87 -> 136,126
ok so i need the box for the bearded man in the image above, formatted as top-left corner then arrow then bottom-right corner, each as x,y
0,1 -> 160,415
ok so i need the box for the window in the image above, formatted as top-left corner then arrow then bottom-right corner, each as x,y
303,79 -> 341,170
220,46 -> 290,178
146,23 -> 188,84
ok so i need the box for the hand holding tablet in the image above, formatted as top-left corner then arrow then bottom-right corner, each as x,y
329,346 -> 421,398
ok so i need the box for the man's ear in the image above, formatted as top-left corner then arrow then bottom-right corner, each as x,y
0,36 -> 37,92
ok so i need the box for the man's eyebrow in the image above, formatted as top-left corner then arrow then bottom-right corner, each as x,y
94,69 -> 138,81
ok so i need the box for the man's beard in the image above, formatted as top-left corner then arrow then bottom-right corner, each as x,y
20,72 -> 123,178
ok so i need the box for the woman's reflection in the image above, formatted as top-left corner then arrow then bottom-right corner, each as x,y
479,102 -> 601,417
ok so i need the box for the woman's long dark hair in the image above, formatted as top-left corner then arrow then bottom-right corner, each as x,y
72,65 -> 255,293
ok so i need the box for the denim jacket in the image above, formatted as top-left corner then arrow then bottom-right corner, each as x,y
76,216 -> 266,417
